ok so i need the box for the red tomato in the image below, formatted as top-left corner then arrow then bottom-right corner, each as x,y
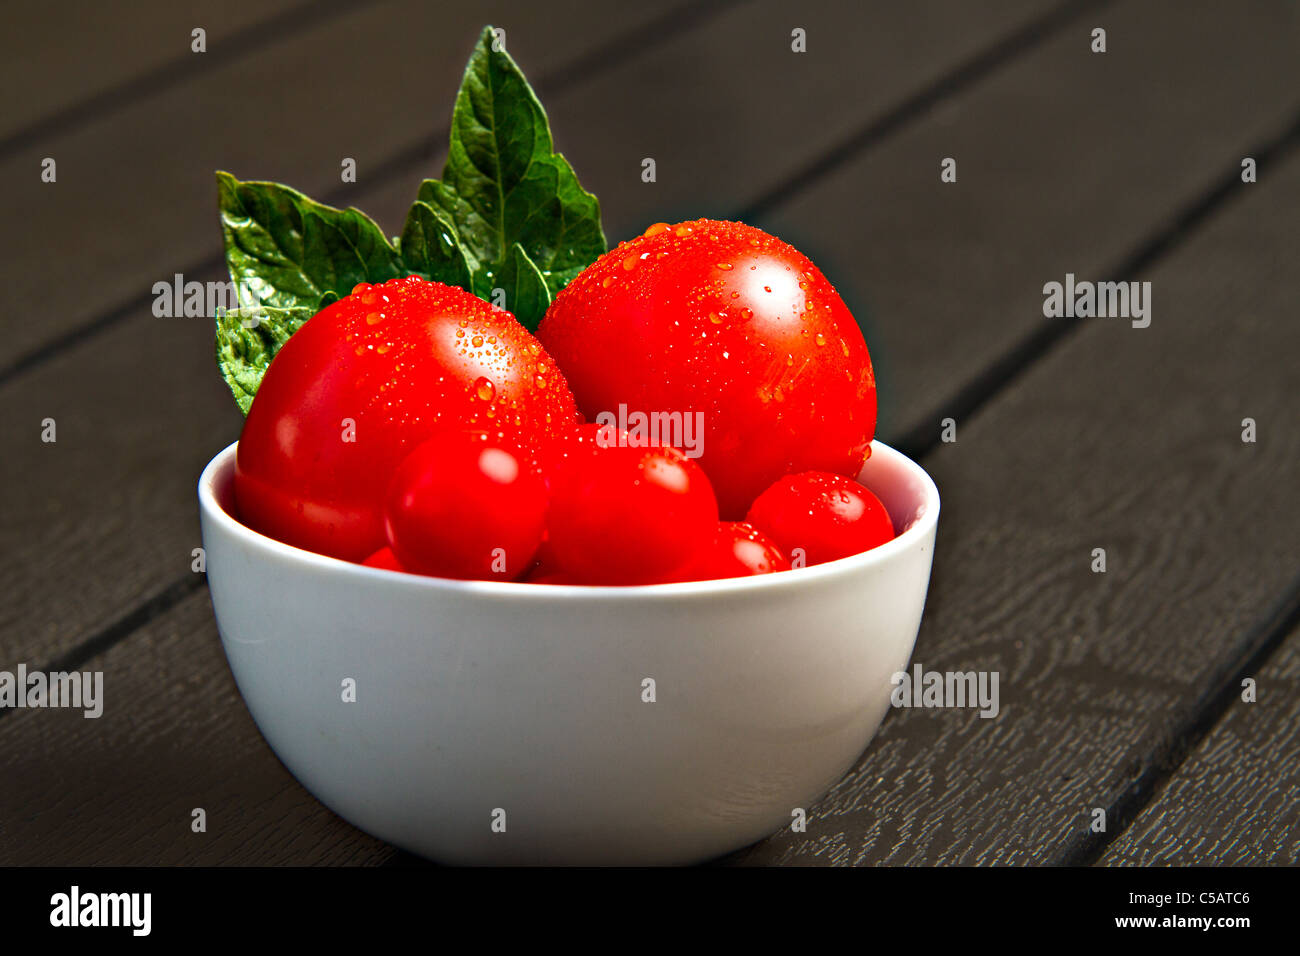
384,432 -> 547,580
531,421 -> 617,486
746,471 -> 894,566
234,276 -> 578,561
547,438 -> 719,585
680,521 -> 790,581
361,546 -> 406,572
538,219 -> 876,518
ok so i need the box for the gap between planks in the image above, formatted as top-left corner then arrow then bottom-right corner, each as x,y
892,104 -> 1300,462
1066,576 -> 1300,865
0,0 -> 370,163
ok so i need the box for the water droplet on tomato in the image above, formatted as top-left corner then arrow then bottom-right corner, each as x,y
475,377 -> 496,401
643,222 -> 669,238
674,225 -> 693,237
716,262 -> 733,271
602,275 -> 616,288
622,255 -> 638,270
709,312 -> 723,324
472,335 -> 484,347
366,311 -> 382,325
815,333 -> 827,346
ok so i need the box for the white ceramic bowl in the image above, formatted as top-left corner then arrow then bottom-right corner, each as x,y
198,440 -> 939,865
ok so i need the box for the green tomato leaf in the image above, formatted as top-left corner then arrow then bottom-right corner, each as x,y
418,25 -> 606,299
494,243 -> 551,331
212,25 -> 609,415
398,200 -> 475,289
214,305 -> 315,414
217,170 -> 402,311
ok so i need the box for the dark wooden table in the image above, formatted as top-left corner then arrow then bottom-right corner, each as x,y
1,0 -> 1296,866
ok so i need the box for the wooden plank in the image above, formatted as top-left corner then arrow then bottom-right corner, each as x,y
0,0 -> 711,368
0,590 -> 399,865
732,127 -> 1300,865
0,0 -> 318,144
1097,622 -> 1300,866
0,0 -> 1053,665
754,0 -> 1300,446
547,0 -> 1055,243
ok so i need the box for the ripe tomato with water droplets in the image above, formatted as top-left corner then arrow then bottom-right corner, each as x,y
384,431 -> 547,580
546,434 -> 719,585
234,276 -> 579,562
538,219 -> 877,518
678,521 -> 790,581
745,471 -> 895,566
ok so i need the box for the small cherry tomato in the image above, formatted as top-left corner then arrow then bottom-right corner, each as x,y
746,471 -> 894,566
384,431 -> 547,580
547,439 -> 718,585
680,521 -> 790,581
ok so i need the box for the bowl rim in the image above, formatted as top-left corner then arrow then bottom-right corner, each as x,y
199,439 -> 939,601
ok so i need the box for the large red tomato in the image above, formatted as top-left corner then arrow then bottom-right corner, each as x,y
537,219 -> 876,518
234,276 -> 579,561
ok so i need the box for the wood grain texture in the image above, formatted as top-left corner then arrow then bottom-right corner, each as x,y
755,0 -> 1300,446
0,0 -> 317,143
538,0 -> 1052,244
0,0 -> 1050,666
1098,624 -> 1300,865
0,590 -> 399,865
730,134 -> 1300,866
